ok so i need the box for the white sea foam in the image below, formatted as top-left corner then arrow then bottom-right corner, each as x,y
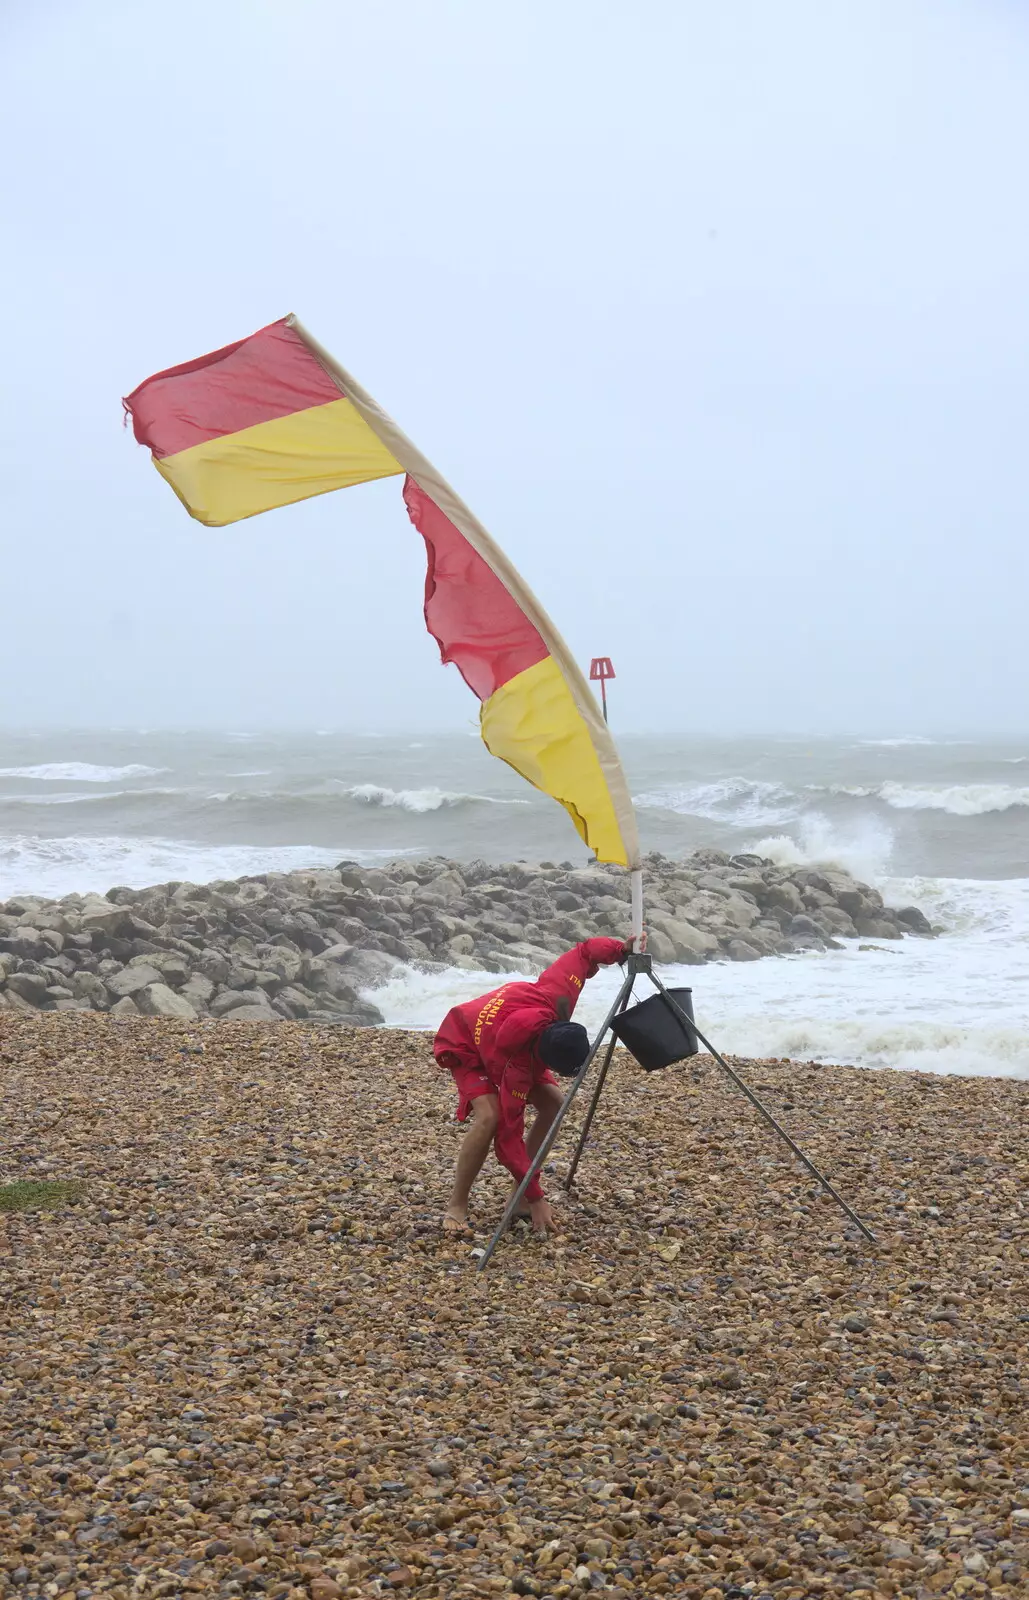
342,783 -> 524,813
814,780 -> 1029,816
634,778 -> 796,827
749,813 -> 895,883
1,788 -> 184,807
857,736 -> 940,747
627,772 -> 1029,826
0,835 -> 418,899
369,876 -> 1029,1081
0,762 -> 167,783
877,781 -> 1029,816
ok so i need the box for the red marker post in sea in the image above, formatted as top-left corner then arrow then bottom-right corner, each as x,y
589,657 -> 616,723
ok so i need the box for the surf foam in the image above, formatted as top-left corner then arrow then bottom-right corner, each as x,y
634,778 -> 796,827
0,762 -> 167,783
0,835 -> 419,900
749,813 -> 895,883
878,782 -> 1029,816
368,876 -> 1029,1081
342,784 -> 525,813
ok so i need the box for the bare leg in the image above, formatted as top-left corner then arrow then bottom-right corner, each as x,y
526,1080 -> 564,1158
509,1082 -> 565,1215
445,1094 -> 499,1231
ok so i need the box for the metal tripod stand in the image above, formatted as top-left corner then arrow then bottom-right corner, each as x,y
477,951 -> 875,1270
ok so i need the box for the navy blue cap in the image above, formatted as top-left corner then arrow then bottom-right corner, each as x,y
538,1021 -> 590,1077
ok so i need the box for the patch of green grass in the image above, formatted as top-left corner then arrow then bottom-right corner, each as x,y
0,1179 -> 83,1212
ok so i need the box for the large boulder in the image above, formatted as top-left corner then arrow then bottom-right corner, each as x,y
726,873 -> 767,898
180,972 -> 216,1008
646,914 -> 719,960
644,929 -> 677,965
223,1005 -> 278,1023
246,969 -> 285,995
727,938 -> 762,962
135,983 -> 198,1019
41,954 -> 75,980
314,967 -> 363,1005
107,964 -> 162,999
447,952 -> 493,973
3,987 -> 42,1013
853,916 -> 903,940
0,928 -> 50,962
477,917 -> 524,946
1,897 -> 44,917
412,871 -> 465,905
197,949 -> 232,985
814,906 -> 858,938
334,864 -> 387,893
261,947 -> 304,984
210,988 -> 274,1018
71,971 -> 112,1009
7,971 -> 48,1005
679,890 -> 758,931
896,905 -> 933,935
126,951 -> 190,987
758,880 -> 805,916
285,869 -> 343,896
337,948 -> 401,989
504,941 -> 561,973
275,985 -> 316,1018
735,925 -> 784,956
20,909 -> 72,934
319,942 -> 353,965
80,902 -> 130,938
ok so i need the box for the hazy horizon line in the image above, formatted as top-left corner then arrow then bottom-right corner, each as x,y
1,724 -> 1027,743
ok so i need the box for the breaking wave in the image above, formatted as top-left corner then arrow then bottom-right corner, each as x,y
749,815 -> 895,883
634,778 -> 796,827
830,782 -> 1029,816
340,784 -> 526,813
857,736 -> 949,748
877,782 -> 1029,816
0,834 -> 418,900
0,762 -> 167,782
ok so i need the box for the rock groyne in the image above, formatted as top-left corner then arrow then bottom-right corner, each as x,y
0,850 -> 934,1026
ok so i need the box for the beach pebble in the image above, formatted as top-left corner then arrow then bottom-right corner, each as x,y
0,1008 -> 1025,1600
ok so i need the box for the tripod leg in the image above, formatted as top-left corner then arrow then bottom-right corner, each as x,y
648,974 -> 877,1245
564,979 -> 634,1190
476,967 -> 638,1271
563,1032 -> 618,1192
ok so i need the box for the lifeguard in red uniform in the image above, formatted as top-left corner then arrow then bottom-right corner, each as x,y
433,937 -> 629,1234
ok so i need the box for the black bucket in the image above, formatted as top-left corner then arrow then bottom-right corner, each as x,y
609,987 -> 699,1071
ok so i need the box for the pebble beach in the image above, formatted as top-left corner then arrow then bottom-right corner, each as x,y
2,1012 -> 1027,1600
6,6 -> 1029,1600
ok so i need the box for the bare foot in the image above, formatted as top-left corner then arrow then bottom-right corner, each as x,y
443,1208 -> 472,1235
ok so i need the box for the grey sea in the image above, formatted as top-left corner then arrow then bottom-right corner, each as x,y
2,729 -> 1027,1078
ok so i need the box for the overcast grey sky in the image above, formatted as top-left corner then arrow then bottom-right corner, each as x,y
2,0 -> 1027,735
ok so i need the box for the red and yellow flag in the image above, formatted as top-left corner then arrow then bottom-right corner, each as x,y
124,316 -> 640,870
